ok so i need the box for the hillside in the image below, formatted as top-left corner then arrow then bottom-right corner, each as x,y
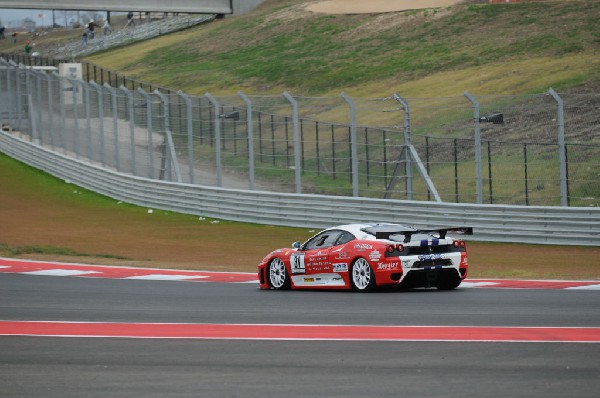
78,0 -> 600,97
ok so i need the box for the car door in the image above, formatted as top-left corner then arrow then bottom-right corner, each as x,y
290,230 -> 343,278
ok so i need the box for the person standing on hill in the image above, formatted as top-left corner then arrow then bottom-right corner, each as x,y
126,12 -> 135,27
102,18 -> 112,35
81,24 -> 89,45
24,39 -> 32,54
88,19 -> 98,39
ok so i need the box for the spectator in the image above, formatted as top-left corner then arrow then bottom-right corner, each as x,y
82,24 -> 89,45
102,19 -> 112,35
24,39 -> 32,54
126,11 -> 135,27
0,26 -> 5,40
88,19 -> 98,39
11,31 -> 17,44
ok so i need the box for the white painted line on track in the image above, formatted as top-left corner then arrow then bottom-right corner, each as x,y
21,269 -> 100,277
459,281 -> 499,288
566,284 -> 600,290
123,274 -> 209,281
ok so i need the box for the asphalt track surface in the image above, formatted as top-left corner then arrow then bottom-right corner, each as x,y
1,269 -> 599,397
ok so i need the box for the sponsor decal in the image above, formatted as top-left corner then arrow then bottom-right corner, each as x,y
354,243 -> 373,251
335,252 -> 349,260
303,277 -> 315,283
377,262 -> 399,271
368,250 -> 381,262
332,263 -> 348,272
290,253 -> 306,274
418,254 -> 443,261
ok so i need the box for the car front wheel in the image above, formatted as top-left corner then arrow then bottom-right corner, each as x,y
350,258 -> 376,292
268,258 -> 290,290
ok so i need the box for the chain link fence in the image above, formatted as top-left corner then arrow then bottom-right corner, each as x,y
1,57 -> 598,207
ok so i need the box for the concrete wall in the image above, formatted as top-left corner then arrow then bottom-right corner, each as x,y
232,0 -> 266,15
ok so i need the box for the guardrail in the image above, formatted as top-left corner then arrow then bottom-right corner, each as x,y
2,130 -> 599,246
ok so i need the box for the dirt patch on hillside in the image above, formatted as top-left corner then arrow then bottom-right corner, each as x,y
306,0 -> 464,14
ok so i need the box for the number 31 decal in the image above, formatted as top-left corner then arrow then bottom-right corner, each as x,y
290,253 -> 306,274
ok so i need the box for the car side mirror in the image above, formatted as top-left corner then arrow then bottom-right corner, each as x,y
292,241 -> 302,250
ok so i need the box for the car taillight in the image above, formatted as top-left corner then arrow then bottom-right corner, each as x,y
395,244 -> 405,253
386,244 -> 405,254
453,240 -> 466,248
386,245 -> 395,253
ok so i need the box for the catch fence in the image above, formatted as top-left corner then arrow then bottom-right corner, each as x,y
1,56 -> 598,207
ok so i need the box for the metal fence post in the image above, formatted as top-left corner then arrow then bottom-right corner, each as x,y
155,89 -> 182,183
79,80 -> 92,161
205,92 -> 223,187
15,63 -> 23,136
464,91 -> 483,204
548,88 -> 568,207
238,91 -> 255,190
119,86 -> 137,177
283,91 -> 302,194
137,87 -> 155,179
68,77 -> 81,159
104,83 -> 120,172
177,90 -> 195,185
58,73 -> 68,155
89,81 -> 106,166
340,92 -> 360,197
393,93 -> 414,200
46,72 -> 55,150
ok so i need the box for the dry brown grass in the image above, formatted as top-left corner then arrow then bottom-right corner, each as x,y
1,154 -> 598,280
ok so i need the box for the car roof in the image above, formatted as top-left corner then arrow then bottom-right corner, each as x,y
324,223 -> 416,241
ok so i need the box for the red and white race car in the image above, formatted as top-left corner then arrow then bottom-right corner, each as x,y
258,223 -> 472,292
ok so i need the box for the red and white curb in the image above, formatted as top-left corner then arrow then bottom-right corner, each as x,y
1,321 -> 599,343
1,257 -> 599,290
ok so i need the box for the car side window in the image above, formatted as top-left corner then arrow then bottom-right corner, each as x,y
335,231 -> 355,246
304,231 -> 343,250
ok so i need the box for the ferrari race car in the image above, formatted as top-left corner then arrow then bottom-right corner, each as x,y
258,223 -> 472,292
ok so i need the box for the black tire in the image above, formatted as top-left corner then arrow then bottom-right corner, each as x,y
268,258 -> 291,290
350,257 -> 376,292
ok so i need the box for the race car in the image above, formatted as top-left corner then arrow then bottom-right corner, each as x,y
258,223 -> 472,292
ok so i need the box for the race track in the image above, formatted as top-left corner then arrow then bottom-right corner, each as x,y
1,261 -> 599,397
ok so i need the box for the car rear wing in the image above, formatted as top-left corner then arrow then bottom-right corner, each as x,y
362,225 -> 473,243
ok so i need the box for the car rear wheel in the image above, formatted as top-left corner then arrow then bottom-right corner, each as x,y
350,258 -> 376,292
268,258 -> 290,290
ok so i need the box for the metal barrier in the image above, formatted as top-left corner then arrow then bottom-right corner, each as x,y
2,129 -> 599,246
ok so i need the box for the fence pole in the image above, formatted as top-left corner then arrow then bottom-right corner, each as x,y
205,92 -> 223,187
104,83 -> 121,172
69,77 -> 81,159
238,91 -> 255,190
58,74 -> 68,155
155,89 -> 182,183
80,80 -> 92,162
89,81 -> 106,167
340,92 -> 359,197
393,93 -> 413,200
548,88 -> 568,207
283,91 -> 302,194
15,63 -> 23,136
47,72 -> 55,150
177,90 -> 195,185
137,87 -> 155,179
119,86 -> 137,177
464,91 -> 483,204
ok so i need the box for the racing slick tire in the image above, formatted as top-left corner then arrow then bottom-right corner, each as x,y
268,258 -> 291,290
350,257 -> 376,292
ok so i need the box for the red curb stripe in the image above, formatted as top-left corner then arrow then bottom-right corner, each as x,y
1,321 -> 599,342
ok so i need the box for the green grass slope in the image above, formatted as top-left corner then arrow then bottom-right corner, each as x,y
85,0 -> 600,96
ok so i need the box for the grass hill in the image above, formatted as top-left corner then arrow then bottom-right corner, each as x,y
78,0 -> 600,97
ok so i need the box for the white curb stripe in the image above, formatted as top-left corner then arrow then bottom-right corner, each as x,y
21,269 -> 100,277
